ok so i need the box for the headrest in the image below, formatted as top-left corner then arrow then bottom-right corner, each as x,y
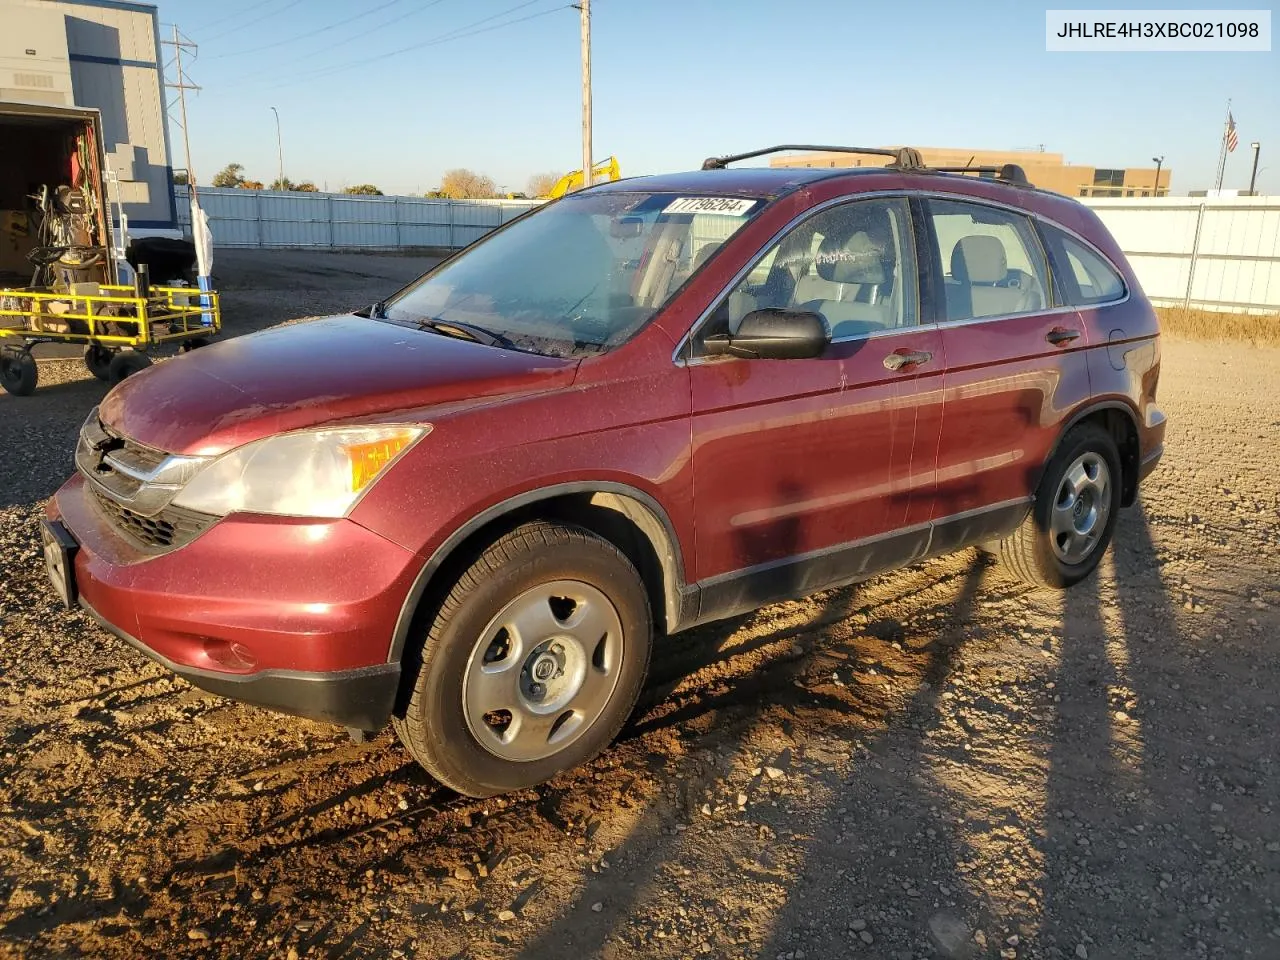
951,235 -> 1007,284
815,232 -> 888,285
691,243 -> 717,271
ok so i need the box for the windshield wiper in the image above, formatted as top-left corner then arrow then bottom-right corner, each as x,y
415,317 -> 514,349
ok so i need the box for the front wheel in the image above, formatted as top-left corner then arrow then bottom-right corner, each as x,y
84,344 -> 115,381
0,352 -> 37,396
394,522 -> 652,797
107,350 -> 152,385
997,423 -> 1121,589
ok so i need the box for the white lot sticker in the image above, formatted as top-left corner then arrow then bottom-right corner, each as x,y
663,196 -> 758,217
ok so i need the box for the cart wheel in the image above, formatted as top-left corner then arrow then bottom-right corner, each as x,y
84,344 -> 115,381
107,351 -> 152,385
0,353 -> 38,397
180,337 -> 211,353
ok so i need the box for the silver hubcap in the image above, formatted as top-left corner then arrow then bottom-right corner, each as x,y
1051,452 -> 1111,564
463,580 -> 623,762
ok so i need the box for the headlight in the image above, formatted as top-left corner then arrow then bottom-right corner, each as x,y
172,425 -> 427,518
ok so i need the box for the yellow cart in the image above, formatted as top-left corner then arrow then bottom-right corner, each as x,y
0,283 -> 221,396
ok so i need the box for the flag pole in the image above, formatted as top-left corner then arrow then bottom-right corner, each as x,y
1214,99 -> 1231,192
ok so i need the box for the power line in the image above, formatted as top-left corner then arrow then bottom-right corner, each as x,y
182,0 -> 293,35
208,0 -> 420,60
232,1 -> 567,93
202,0 -> 308,44
225,0 -> 455,82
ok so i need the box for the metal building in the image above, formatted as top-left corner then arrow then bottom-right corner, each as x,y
0,0 -> 177,234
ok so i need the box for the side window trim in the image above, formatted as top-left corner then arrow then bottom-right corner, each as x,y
676,191 -> 920,361
911,194 -> 948,325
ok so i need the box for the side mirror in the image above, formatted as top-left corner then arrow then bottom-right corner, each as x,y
702,309 -> 829,360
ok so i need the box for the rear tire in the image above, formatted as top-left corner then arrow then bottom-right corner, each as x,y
107,350 -> 151,385
998,423 -> 1121,589
0,353 -> 37,396
393,521 -> 652,798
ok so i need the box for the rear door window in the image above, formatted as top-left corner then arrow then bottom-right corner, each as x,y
925,199 -> 1050,321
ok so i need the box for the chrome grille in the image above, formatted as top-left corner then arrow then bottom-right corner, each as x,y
76,407 -> 216,553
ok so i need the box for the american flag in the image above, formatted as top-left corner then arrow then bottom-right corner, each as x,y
1225,112 -> 1239,153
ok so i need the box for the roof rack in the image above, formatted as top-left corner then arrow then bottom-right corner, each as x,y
931,163 -> 1032,186
699,146 -> 1034,188
701,144 -> 926,171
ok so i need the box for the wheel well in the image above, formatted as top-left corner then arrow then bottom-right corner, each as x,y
393,490 -> 679,682
1073,406 -> 1140,506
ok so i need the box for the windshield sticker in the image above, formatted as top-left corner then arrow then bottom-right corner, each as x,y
663,197 -> 758,217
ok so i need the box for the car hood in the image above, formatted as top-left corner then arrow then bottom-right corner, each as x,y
99,315 -> 578,455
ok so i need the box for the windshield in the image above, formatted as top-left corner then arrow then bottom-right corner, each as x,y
381,191 -> 766,357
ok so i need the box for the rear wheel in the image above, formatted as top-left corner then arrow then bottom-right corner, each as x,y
107,350 -> 151,385
997,423 -> 1121,589
0,352 -> 37,396
84,344 -> 115,381
393,521 -> 652,797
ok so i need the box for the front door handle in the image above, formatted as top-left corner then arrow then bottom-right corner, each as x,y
1046,327 -> 1081,346
883,349 -> 933,371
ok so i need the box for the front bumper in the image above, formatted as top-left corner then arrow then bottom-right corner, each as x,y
81,596 -> 400,730
47,473 -> 420,731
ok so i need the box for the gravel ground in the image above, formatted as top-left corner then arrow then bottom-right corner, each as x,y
1,252 -> 1278,960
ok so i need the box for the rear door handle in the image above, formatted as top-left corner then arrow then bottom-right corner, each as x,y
883,349 -> 932,371
1046,327 -> 1081,346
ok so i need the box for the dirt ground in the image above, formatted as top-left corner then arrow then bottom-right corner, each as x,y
1,252 -> 1278,960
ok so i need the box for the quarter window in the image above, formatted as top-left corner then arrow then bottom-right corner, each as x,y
1045,226 -> 1126,305
699,197 -> 917,349
926,199 -> 1049,321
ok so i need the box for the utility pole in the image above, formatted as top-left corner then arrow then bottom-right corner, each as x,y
162,25 -> 200,198
270,106 -> 285,190
1248,142 -> 1261,195
1213,99 -> 1231,193
1152,155 -> 1164,197
577,0 -> 592,189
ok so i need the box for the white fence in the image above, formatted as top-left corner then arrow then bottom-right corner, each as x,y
175,187 -> 541,251
1083,196 -> 1280,314
175,188 -> 1279,314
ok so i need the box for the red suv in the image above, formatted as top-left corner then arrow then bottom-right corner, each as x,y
42,146 -> 1164,798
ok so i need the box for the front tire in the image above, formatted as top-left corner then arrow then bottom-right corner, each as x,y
84,344 -> 114,380
107,350 -> 151,385
997,423 -> 1121,589
393,522 -> 652,798
0,353 -> 37,396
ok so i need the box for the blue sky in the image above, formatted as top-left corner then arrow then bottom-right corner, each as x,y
164,0 -> 1278,196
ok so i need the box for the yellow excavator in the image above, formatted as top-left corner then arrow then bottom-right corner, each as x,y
543,156 -> 621,199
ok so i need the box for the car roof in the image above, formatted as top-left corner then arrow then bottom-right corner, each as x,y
589,166 -> 852,199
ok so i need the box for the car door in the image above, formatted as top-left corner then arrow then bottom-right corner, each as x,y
920,195 -> 1094,553
683,195 -> 945,621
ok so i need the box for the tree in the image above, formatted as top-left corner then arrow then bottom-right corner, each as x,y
211,162 -> 246,188
173,170 -> 189,185
439,168 -> 497,200
527,171 -> 563,198
292,182 -> 319,193
269,177 -> 294,191
343,184 -> 383,195
240,180 -> 265,190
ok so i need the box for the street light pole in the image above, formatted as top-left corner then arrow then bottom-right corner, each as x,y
270,106 -> 285,190
1151,155 -> 1164,197
1248,142 -> 1261,195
